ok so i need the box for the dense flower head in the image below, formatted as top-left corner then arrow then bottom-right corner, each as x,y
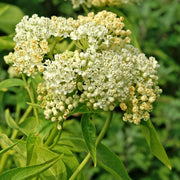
70,0 -> 140,8
5,11 -> 162,127
37,45 -> 161,125
72,11 -> 131,52
5,11 -> 129,76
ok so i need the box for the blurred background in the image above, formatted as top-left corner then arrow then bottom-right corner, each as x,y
0,0 -> 179,179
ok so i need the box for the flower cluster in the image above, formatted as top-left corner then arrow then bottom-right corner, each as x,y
70,0 -> 140,9
5,11 -> 129,76
72,11 -> 131,52
4,14 -> 77,76
37,45 -> 161,126
5,11 -> 161,128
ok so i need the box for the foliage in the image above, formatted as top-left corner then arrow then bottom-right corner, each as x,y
0,0 -> 179,179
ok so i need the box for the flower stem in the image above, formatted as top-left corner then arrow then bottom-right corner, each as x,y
22,74 -> 39,124
69,111 -> 113,180
45,123 -> 58,146
67,40 -> 75,51
19,106 -> 33,124
49,37 -> 64,60
49,130 -> 61,149
95,111 -> 113,146
15,104 -> 21,122
81,4 -> 89,14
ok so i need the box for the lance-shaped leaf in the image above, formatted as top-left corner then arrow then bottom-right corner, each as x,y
97,143 -> 132,180
0,142 -> 18,156
5,109 -> 27,135
0,155 -> 63,180
35,146 -> 67,180
0,79 -> 25,91
140,120 -> 171,170
81,113 -> 97,166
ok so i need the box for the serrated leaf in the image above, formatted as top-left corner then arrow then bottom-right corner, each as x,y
0,35 -> 15,50
0,3 -> 24,34
81,113 -> 97,166
140,120 -> 172,170
5,109 -> 27,135
0,79 -> 25,91
0,155 -> 63,180
0,142 -> 18,156
97,143 -> 132,180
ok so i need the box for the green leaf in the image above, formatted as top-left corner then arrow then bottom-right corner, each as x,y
0,78 -> 25,91
81,113 -> 97,166
0,35 -> 15,50
51,145 -> 84,180
0,134 -> 26,166
0,142 -> 18,156
19,116 -> 36,136
97,143 -> 132,180
5,109 -> 27,135
35,146 -> 67,180
69,103 -> 103,116
140,120 -> 172,170
69,103 -> 89,115
34,119 -> 54,139
26,133 -> 42,166
0,3 -> 24,34
0,155 -> 63,180
59,137 -> 87,152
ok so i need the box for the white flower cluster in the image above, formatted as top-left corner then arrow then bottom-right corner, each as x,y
4,14 -> 77,76
5,11 -> 129,76
37,45 -> 161,125
70,0 -> 140,8
5,11 -> 161,128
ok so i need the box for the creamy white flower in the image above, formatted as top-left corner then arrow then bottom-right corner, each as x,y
38,44 -> 161,124
5,11 -> 161,126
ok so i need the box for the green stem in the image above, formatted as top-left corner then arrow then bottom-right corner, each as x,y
15,104 -> 21,122
70,154 -> 91,180
49,129 -> 62,149
0,153 -> 8,173
45,123 -> 58,146
67,40 -> 75,51
69,111 -> 113,180
49,39 -> 57,60
49,37 -> 64,60
95,111 -> 113,146
81,4 -> 89,14
19,106 -> 33,124
22,75 -> 39,124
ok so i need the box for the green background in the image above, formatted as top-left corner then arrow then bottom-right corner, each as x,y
0,0 -> 180,179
